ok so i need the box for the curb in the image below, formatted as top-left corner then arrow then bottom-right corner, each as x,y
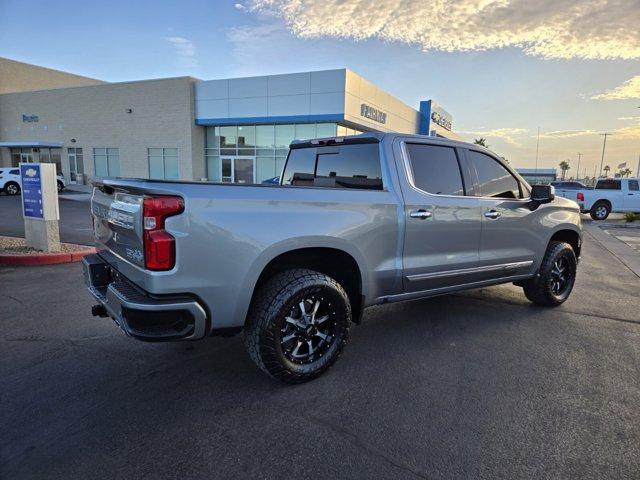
598,223 -> 640,230
0,247 -> 96,266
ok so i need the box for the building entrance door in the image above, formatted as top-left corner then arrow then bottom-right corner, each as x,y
69,153 -> 78,183
220,156 -> 255,184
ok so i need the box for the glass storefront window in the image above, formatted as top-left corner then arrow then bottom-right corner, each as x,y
317,123 -> 337,138
206,126 -> 220,149
220,126 -> 237,155
207,155 -> 221,181
237,125 -> 255,155
205,122 -> 341,183
295,124 -> 316,140
256,125 -> 274,154
257,156 -> 276,183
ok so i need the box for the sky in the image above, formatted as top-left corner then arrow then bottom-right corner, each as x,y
1,0 -> 639,177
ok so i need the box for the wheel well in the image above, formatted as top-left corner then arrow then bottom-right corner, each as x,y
593,199 -> 611,209
550,230 -> 581,258
250,248 -> 364,324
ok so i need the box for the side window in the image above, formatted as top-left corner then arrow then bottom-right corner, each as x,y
9,169 -> 19,175
405,143 -> 464,195
627,180 -> 638,191
282,144 -> 383,190
468,151 -> 522,199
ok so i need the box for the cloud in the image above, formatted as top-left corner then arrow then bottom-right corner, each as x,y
538,129 -> 598,139
592,75 -> 640,100
459,127 -> 528,146
166,36 -> 198,68
245,0 -> 640,60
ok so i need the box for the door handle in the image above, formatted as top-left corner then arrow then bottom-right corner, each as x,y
484,210 -> 501,219
409,209 -> 432,219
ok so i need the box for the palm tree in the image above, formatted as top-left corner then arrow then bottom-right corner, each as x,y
604,165 -> 611,176
559,160 -> 570,180
622,167 -> 633,177
474,138 -> 488,147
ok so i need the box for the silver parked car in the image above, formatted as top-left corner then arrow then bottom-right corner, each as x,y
83,133 -> 582,383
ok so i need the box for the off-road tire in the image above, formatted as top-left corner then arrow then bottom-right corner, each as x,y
523,241 -> 577,307
590,201 -> 610,221
4,181 -> 20,195
244,268 -> 351,384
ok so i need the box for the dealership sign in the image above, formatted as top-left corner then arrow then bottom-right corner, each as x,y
430,107 -> 452,131
22,114 -> 39,123
360,104 -> 387,125
20,164 -> 44,218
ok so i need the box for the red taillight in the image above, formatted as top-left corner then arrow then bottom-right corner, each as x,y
577,192 -> 584,201
143,196 -> 184,270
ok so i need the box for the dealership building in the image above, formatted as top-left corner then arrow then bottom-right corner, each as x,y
0,57 -> 457,185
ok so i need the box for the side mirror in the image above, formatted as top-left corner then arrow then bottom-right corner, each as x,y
530,184 -> 555,204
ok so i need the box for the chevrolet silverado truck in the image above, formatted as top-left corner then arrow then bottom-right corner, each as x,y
554,177 -> 639,220
83,133 -> 582,383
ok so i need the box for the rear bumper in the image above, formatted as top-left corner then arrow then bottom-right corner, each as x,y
82,253 -> 208,341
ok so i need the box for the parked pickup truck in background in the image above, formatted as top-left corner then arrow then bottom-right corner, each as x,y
83,133 -> 583,383
555,177 -> 640,220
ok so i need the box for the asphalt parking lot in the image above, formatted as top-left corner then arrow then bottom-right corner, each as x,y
1,200 -> 640,479
0,194 -> 93,245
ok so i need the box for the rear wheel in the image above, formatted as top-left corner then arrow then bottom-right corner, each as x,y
590,201 -> 610,221
4,182 -> 20,195
522,241 -> 577,306
244,268 -> 351,383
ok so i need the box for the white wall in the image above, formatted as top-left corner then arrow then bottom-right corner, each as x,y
195,70 -> 347,122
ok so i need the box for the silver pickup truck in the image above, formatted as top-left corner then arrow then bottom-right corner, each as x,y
83,133 -> 582,383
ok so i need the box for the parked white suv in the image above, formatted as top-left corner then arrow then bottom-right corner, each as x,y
0,167 -> 66,195
555,178 -> 640,220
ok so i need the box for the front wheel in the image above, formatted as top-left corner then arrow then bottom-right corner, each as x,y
244,269 -> 351,383
522,241 -> 577,307
57,180 -> 64,192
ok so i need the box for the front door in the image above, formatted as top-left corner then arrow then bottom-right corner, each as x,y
399,141 -> 482,293
69,153 -> 78,183
465,149 -> 537,278
624,179 -> 639,211
221,156 -> 255,184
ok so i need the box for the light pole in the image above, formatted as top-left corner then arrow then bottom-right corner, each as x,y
534,127 -> 540,176
599,133 -> 612,178
576,152 -> 582,180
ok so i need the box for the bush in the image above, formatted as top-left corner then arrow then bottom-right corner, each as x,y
624,212 -> 640,222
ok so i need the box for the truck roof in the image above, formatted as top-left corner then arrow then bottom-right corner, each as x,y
289,132 -> 488,152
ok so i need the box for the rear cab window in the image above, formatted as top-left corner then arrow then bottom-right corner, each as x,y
282,143 -> 383,190
596,179 -> 621,190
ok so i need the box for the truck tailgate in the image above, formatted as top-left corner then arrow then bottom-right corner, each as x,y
91,187 -> 145,267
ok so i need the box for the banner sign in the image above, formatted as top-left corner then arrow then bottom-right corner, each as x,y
20,163 -> 44,218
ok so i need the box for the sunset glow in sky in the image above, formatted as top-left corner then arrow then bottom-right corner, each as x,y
1,0 -> 639,175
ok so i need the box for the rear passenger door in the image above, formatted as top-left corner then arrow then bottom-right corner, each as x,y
398,141 -> 483,292
465,149 -> 538,278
